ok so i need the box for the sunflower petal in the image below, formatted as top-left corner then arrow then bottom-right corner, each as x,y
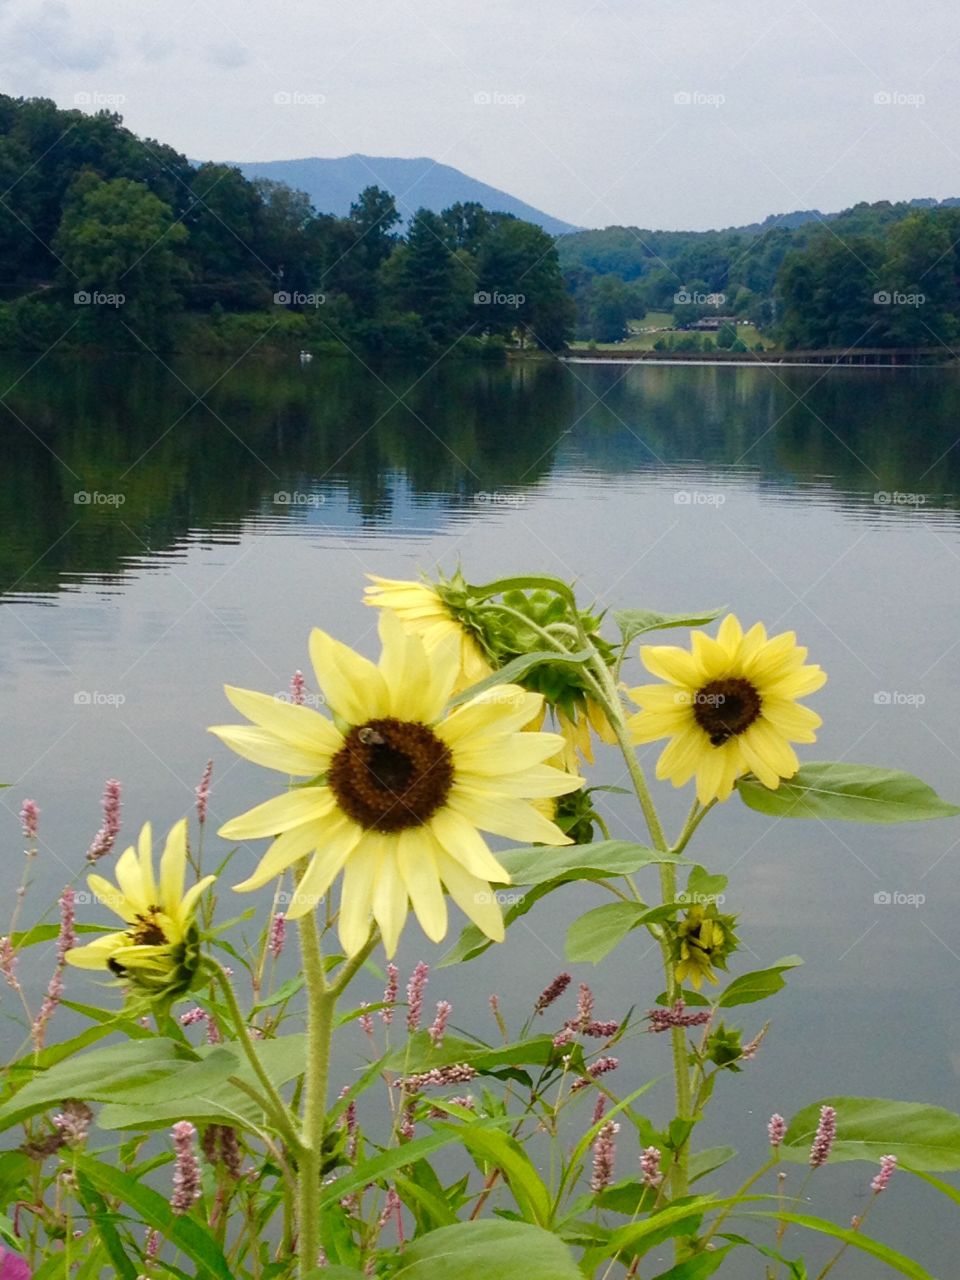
210,725 -> 335,776
396,829 -> 447,943
435,849 -> 504,943
309,627 -> 388,725
219,788 -> 336,840
159,819 -> 188,913
337,841 -> 378,956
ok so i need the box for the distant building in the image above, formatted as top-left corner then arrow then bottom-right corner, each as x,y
689,315 -> 738,331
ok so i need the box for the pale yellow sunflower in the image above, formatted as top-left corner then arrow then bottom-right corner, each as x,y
211,611 -> 582,957
66,820 -> 214,996
626,615 -> 826,804
363,574 -> 492,691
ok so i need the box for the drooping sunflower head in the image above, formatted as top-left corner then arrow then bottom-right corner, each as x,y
66,819 -> 214,1000
364,570 -> 492,690
673,903 -> 739,990
627,615 -> 826,805
212,610 -> 583,958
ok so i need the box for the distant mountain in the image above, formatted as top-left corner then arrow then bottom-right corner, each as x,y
228,154 -> 579,236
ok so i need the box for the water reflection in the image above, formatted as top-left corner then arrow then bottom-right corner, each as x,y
1,355 -> 958,600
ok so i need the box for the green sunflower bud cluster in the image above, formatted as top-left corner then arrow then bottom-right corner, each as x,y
671,903 -> 740,990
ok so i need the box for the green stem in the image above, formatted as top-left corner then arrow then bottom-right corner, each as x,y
699,1154 -> 777,1249
297,910 -> 334,1278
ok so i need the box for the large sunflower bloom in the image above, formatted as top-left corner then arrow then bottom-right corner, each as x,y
66,820 -> 214,996
211,612 -> 582,957
363,574 -> 492,691
626,615 -> 826,805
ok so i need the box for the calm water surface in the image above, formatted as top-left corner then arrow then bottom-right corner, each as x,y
2,354 -> 959,1274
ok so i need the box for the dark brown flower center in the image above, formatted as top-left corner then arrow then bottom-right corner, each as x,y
692,677 -> 762,746
328,717 -> 454,833
131,909 -> 169,947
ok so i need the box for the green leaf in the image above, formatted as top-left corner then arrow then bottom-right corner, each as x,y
737,763 -> 960,823
251,974 -> 305,1011
446,649 -> 592,709
383,1031 -> 556,1077
318,1130 -> 472,1210
74,1174 -> 140,1280
440,841 -> 685,967
0,1038 -> 187,1132
74,1155 -> 234,1280
651,1245 -> 736,1278
456,1126 -> 552,1224
688,1146 -> 737,1184
566,901 -> 675,964
613,607 -> 724,647
783,1097 -> 960,1170
717,957 -> 803,1007
394,1220 -> 582,1280
901,1164 -> 960,1206
741,1212 -> 934,1279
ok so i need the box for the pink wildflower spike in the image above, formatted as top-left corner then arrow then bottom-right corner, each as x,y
592,1095 -> 607,1126
646,1000 -> 712,1032
86,779 -> 122,862
290,669 -> 307,705
871,1154 -> 897,1193
396,1063 -> 477,1091
170,1121 -> 201,1213
195,760 -> 213,826
358,1002 -> 374,1036
535,972 -> 571,1014
32,886 -> 75,1050
552,1027 -> 574,1048
575,982 -> 594,1028
641,1146 -> 663,1188
571,1055 -> 619,1092
768,1113 -> 787,1147
429,1000 -> 451,1047
19,799 -> 39,840
0,937 -> 18,991
381,962 -> 399,1025
583,1019 -> 619,1039
809,1105 -> 836,1168
269,912 -> 286,960
590,1120 -> 619,1193
406,962 -> 429,1032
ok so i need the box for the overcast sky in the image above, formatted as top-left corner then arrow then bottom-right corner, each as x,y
3,0 -> 960,231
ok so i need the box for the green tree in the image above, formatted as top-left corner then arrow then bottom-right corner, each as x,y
589,275 -> 631,342
476,218 -> 574,349
382,209 -> 473,346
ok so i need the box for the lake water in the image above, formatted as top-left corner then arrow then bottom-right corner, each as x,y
2,353 -> 959,1274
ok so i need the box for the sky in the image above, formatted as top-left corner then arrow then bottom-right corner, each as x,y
3,0 -> 960,231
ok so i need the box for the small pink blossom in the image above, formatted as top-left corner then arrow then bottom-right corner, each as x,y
871,1154 -> 897,1193
641,1146 -> 663,1188
269,912 -> 286,960
534,972 -> 571,1014
590,1120 -> 619,1193
86,779 -> 122,862
195,760 -> 213,826
809,1105 -> 837,1169
19,800 -> 39,840
429,1000 -> 451,1046
768,1113 -> 786,1147
171,1121 -> 201,1213
406,961 -> 429,1032
381,962 -> 399,1025
290,670 -> 306,705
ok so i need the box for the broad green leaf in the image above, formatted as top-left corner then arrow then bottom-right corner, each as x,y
447,649 -> 592,708
75,1174 -> 140,1280
98,1036 -> 308,1132
688,1145 -> 737,1183
717,957 -> 803,1008
74,1155 -> 234,1280
394,1219 -> 581,1280
456,1125 -> 552,1224
737,763 -> 960,823
383,1031 -> 556,1077
251,973 -> 304,1011
317,1129 -> 472,1210
784,1097 -> 960,1170
440,841 -> 685,967
566,901 -> 675,964
741,1212 -> 934,1279
581,1197 -> 716,1272
0,1038 -> 187,1132
651,1245 -> 735,1278
613,607 -> 724,647
901,1164 -> 960,1206
684,865 -> 728,901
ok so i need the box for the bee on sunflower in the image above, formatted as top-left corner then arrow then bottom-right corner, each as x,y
211,611 -> 583,958
66,819 -> 214,1000
627,614 -> 826,804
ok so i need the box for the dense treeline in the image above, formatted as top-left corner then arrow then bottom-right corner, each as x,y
0,95 -> 573,355
560,199 -> 960,347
